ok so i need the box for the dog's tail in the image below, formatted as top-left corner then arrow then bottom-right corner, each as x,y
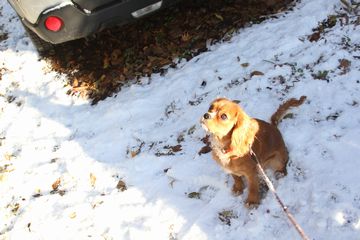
271,96 -> 307,126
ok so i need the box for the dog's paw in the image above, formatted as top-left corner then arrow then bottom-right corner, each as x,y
231,185 -> 244,196
275,169 -> 287,180
245,195 -> 260,209
245,200 -> 260,209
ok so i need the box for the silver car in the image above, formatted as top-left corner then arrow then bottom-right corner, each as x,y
8,0 -> 178,53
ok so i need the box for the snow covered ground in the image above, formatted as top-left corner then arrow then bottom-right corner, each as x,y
1,0 -> 360,239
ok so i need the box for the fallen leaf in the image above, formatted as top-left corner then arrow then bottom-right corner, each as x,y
11,203 -> 20,214
177,133 -> 185,143
201,135 -> 210,144
214,13 -> 224,21
312,70 -> 329,81
250,71 -> 264,78
32,193 -> 42,198
92,200 -> 104,209
241,63 -> 249,67
188,192 -> 201,199
130,150 -> 140,158
218,210 -> 237,226
187,125 -> 196,135
4,153 -> 12,161
72,78 -> 79,87
52,178 -> 61,191
338,58 -> 351,75
110,49 -> 122,65
181,32 -> 191,42
198,145 -> 211,155
116,180 -> 127,192
69,212 -> 77,219
338,58 -> 351,69
90,173 -> 96,187
308,31 -> 321,42
43,0 -> 294,105
168,145 -> 182,153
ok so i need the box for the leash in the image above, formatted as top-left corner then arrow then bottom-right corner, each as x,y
249,148 -> 310,240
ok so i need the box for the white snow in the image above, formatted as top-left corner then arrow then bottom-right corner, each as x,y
1,0 -> 360,239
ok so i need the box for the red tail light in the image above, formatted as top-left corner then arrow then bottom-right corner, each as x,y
44,16 -> 63,32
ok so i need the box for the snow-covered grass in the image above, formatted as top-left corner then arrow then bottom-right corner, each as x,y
1,0 -> 360,239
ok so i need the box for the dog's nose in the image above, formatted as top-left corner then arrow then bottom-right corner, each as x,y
203,113 -> 210,120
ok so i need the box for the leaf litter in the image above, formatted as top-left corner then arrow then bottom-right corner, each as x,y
44,0 -> 294,104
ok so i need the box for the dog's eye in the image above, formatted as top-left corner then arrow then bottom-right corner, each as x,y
208,104 -> 215,112
220,114 -> 228,120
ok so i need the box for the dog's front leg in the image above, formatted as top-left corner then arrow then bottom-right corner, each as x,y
244,170 -> 261,208
231,174 -> 245,195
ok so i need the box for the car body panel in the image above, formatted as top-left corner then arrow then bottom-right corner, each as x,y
72,0 -> 125,11
7,0 -> 178,45
9,0 -> 71,24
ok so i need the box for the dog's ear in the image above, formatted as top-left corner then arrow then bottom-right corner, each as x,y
230,107 -> 251,154
231,110 -> 245,147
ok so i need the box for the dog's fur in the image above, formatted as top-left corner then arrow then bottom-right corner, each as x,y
201,96 -> 306,207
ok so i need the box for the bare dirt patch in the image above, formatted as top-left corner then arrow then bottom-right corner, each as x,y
45,0 -> 295,104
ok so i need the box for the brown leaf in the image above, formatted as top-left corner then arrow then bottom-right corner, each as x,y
110,49 -> 122,65
11,203 -> 20,214
148,56 -> 171,66
72,78 -> 79,87
156,144 -> 183,157
57,190 -> 66,196
116,180 -> 127,191
152,45 -> 166,56
308,31 -> 321,42
52,178 -> 61,191
181,32 -> 191,42
201,135 -> 210,144
169,28 -> 183,39
339,58 -> 351,69
241,63 -> 249,67
130,150 -> 139,158
169,145 -> 182,153
250,71 -> 264,78
198,145 -> 211,155
338,59 -> 351,75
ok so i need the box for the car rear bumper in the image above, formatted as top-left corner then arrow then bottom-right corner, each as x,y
10,0 -> 175,44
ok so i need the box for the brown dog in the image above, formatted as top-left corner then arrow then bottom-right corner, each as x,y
201,96 -> 306,207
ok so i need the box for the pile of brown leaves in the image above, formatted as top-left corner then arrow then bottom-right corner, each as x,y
46,0 -> 294,104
